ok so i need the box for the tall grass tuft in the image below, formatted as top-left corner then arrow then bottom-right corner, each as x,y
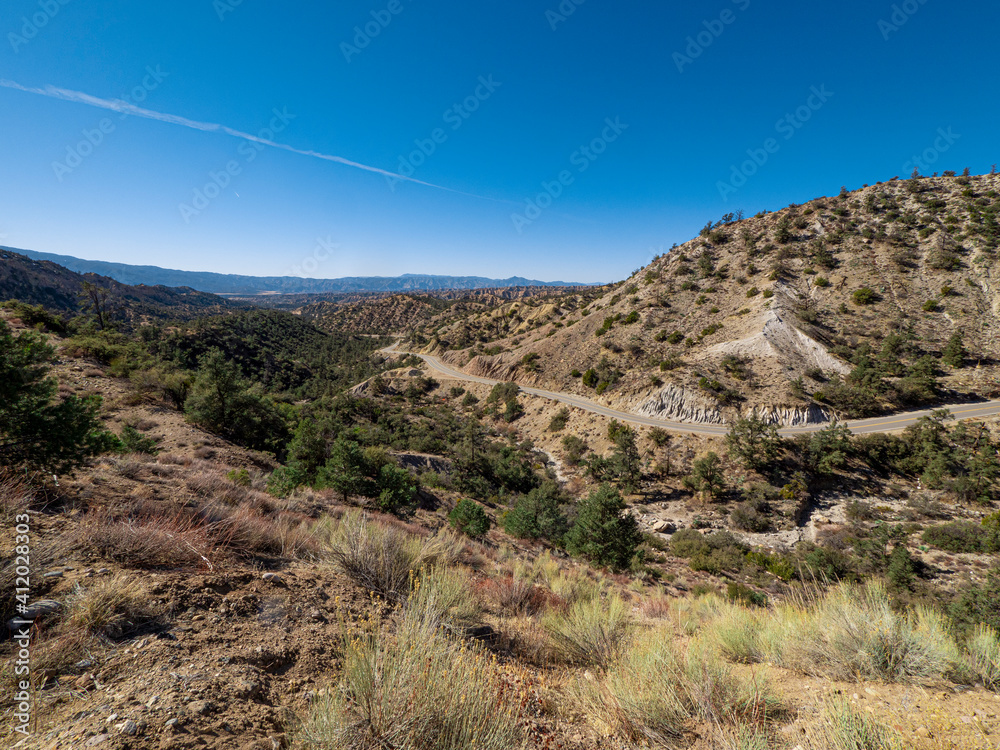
810,697 -> 902,750
968,623 -> 1000,690
297,596 -> 527,750
542,593 -> 632,669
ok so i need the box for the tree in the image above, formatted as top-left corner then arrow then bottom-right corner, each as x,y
79,281 -> 117,330
942,331 -> 968,368
449,499 -> 491,538
377,464 -> 417,514
0,321 -> 114,474
503,481 -> 569,542
564,483 -> 642,571
725,414 -> 782,472
806,420 -> 853,475
649,427 -> 672,475
685,452 -> 724,499
317,437 -> 375,502
610,423 -> 642,493
184,349 -> 290,454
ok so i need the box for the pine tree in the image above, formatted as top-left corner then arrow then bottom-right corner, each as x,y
0,321 -> 113,474
564,483 -> 641,571
725,414 -> 782,472
942,331 -> 967,368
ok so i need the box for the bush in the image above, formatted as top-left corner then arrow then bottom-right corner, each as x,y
115,424 -> 160,455
326,511 -> 428,602
922,521 -> 996,553
449,499 -> 491,538
561,434 -> 588,466
968,624 -> 1000,690
376,464 -> 417,514
852,287 -> 877,305
542,594 -> 632,669
564,484 -> 642,571
547,407 -> 570,432
503,482 -> 568,542
297,600 -> 527,750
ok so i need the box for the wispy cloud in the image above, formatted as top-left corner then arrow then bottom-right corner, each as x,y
0,78 -> 499,200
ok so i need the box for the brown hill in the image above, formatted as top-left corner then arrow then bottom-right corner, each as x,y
422,174 -> 1000,425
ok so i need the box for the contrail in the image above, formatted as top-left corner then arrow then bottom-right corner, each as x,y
0,78 -> 500,201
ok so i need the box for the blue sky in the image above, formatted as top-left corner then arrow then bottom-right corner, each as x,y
1,0 -> 997,283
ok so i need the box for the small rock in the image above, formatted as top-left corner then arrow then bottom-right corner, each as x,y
164,718 -> 179,729
97,568 -> 110,574
43,571 -> 64,579
74,674 -> 95,690
84,735 -> 109,747
105,713 -> 118,724
116,720 -> 138,736
916,727 -> 931,738
262,572 -> 282,583
186,699 -> 214,716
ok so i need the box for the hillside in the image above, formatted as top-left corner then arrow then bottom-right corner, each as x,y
0,249 -> 235,324
7,248 -> 596,294
300,286 -> 603,334
421,174 -> 1000,426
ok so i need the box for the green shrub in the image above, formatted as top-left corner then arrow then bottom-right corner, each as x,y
449,499 -> 491,538
115,424 -> 160,455
547,407 -> 570,432
623,311 -> 640,324
922,521 -> 996,553
852,287 -> 877,305
813,697 -> 902,750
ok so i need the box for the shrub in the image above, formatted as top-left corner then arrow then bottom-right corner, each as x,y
560,434 -> 588,466
815,276 -> 830,287
547,407 -> 570,432
922,521 -> 996,553
376,464 -> 417,514
564,484 -> 642,571
852,287 -> 877,305
298,601 -> 527,750
77,509 -> 214,569
541,594 -> 632,669
449,499 -> 491,538
408,565 -> 481,631
968,624 -> 1000,690
326,511 -> 427,602
623,311 -> 640,324
760,581 -> 962,683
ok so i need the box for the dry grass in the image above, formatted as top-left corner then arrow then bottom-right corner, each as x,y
297,595 -> 529,750
0,472 -> 31,522
576,625 -> 779,748
407,565 -> 482,632
65,573 -> 158,639
968,623 -> 1000,690
325,510 -> 465,602
541,593 -> 632,669
806,697 -> 902,750
478,574 -> 550,616
77,508 -> 215,569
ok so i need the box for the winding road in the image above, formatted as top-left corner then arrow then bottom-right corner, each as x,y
384,346 -> 1000,437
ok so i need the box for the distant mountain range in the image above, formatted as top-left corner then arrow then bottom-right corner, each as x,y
5,248 -> 596,295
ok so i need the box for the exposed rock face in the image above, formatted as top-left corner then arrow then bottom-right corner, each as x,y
706,309 -> 850,376
747,404 -> 832,426
624,383 -> 726,425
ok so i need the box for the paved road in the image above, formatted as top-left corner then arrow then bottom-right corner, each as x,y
384,346 -> 1000,436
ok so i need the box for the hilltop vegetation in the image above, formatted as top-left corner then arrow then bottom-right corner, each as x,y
423,173 -> 1000,426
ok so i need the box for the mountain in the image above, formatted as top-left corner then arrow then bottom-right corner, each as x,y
4,248 -> 597,294
0,248 -> 235,322
415,173 -> 1000,426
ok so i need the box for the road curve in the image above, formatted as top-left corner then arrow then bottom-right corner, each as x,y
383,346 -> 1000,437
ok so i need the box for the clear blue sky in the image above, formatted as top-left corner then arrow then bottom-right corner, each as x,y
1,1 -> 997,283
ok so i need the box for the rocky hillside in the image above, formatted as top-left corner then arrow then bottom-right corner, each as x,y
426,174 -> 1000,425
302,287 -> 604,335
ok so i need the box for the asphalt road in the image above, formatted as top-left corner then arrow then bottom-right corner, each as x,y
385,346 -> 1000,436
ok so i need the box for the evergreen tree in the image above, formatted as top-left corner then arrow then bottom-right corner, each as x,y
0,321 -> 114,474
942,332 -> 968,368
610,423 -> 642,493
503,481 -> 569,542
317,437 -> 375,502
564,483 -> 641,571
685,451 -> 725,499
449,499 -> 491,538
725,414 -> 782,472
806,420 -> 853,475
